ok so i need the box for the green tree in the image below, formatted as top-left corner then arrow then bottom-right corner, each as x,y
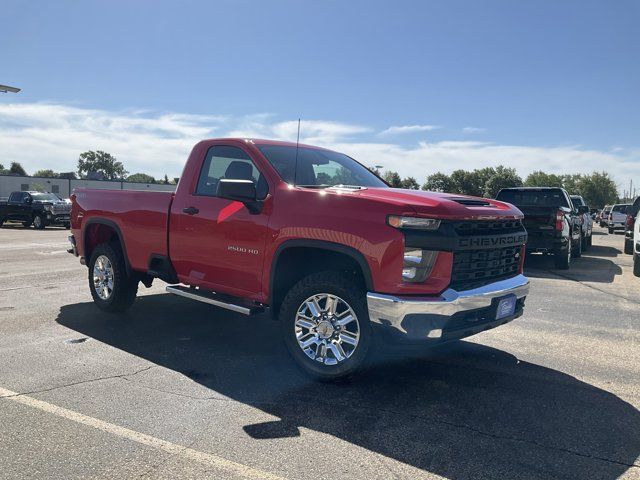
423,172 -> 455,192
0,163 -> 6,174
401,176 -> 420,190
58,171 -> 78,180
126,173 -> 156,184
34,169 -> 57,178
561,174 -> 583,195
524,171 -> 563,188
77,150 -> 127,180
578,172 -> 618,208
383,171 -> 403,188
484,166 -> 523,197
9,162 -> 27,176
450,169 -> 482,196
163,174 -> 170,185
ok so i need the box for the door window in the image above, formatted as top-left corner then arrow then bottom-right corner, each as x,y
195,146 -> 268,199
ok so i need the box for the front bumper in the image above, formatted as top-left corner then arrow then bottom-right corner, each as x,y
367,274 -> 529,342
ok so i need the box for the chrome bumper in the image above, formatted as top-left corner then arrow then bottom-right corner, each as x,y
367,274 -> 530,340
67,235 -> 78,256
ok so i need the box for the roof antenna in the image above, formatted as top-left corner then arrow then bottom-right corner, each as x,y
293,118 -> 301,186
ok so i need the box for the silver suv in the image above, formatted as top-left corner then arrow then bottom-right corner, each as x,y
608,203 -> 631,234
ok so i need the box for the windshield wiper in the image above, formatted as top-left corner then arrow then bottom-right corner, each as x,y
296,184 -> 331,189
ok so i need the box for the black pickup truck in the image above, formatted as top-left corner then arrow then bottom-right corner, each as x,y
496,187 -> 585,269
0,191 -> 71,229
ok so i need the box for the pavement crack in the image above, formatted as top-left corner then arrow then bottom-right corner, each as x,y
0,365 -> 156,399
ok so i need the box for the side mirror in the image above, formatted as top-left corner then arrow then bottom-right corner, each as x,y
216,179 -> 262,213
24,196 -> 32,204
577,205 -> 589,214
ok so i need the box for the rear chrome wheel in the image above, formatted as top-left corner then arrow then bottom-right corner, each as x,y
295,293 -> 360,366
93,255 -> 114,300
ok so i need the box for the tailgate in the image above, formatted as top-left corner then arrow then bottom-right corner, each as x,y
518,206 -> 556,232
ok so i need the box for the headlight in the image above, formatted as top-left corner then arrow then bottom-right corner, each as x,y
388,215 -> 441,231
402,248 -> 439,283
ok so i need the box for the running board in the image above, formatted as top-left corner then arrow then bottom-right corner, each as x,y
165,285 -> 265,315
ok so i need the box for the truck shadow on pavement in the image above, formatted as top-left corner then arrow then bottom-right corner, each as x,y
524,247 -> 623,283
57,295 -> 640,479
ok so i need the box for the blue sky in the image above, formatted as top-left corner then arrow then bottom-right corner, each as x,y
1,0 -> 639,191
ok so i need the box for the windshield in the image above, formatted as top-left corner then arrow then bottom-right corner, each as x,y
496,189 -> 569,208
257,145 -> 387,188
31,193 -> 61,202
571,196 -> 585,206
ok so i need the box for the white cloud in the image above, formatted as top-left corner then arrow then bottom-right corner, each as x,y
462,127 -> 486,134
379,124 -> 440,136
0,102 -> 637,193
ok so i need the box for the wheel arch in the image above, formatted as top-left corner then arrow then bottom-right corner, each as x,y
269,240 -> 374,316
83,218 -> 131,275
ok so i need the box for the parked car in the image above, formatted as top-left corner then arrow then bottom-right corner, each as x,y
68,138 -> 530,380
624,197 -> 639,255
495,187 -> 583,269
0,191 -> 71,229
570,195 -> 593,249
600,205 -> 612,227
608,203 -> 631,234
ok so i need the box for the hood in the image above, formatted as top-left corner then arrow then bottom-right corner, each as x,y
349,188 -> 523,220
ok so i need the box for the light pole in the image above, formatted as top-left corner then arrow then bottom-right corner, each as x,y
0,84 -> 21,93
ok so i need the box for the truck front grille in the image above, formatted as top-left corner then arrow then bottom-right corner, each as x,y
451,246 -> 521,291
450,219 -> 524,236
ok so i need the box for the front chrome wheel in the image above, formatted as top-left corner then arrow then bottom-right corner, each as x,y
294,293 -> 360,366
93,255 -> 114,300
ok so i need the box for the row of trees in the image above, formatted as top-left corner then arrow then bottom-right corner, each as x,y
1,152 -> 622,207
1,151 -> 176,185
379,166 -> 619,208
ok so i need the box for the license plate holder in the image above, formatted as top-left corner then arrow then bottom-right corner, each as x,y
496,295 -> 517,320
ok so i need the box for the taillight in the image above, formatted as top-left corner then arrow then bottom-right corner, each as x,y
555,210 -> 564,231
627,215 -> 635,229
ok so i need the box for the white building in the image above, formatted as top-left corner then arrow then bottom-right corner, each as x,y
0,174 -> 175,199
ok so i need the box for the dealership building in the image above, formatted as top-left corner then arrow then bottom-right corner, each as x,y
0,174 -> 175,199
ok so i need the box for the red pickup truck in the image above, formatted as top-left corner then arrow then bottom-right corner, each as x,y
68,138 -> 529,379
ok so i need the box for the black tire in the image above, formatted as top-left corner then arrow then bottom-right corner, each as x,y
571,235 -> 582,258
554,241 -> 571,270
33,213 -> 46,230
608,227 -> 614,234
587,234 -> 592,248
0,218 -> 4,227
624,239 -> 633,255
634,253 -> 640,278
581,232 -> 588,251
64,222 -> 71,230
279,271 -> 371,381
88,242 -> 138,313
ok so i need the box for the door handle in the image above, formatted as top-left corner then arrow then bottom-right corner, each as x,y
182,207 -> 199,215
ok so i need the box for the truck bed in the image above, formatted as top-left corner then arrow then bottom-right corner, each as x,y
73,188 -> 174,271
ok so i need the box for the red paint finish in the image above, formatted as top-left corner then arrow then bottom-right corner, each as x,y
71,138 -> 525,304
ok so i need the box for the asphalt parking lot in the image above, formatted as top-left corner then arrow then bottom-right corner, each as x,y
0,224 -> 638,479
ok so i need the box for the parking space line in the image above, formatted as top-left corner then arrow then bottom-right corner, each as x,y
0,386 -> 287,480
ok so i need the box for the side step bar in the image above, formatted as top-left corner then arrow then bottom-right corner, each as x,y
165,285 -> 265,315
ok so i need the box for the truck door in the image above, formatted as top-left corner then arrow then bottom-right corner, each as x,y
169,145 -> 271,297
8,192 -> 28,220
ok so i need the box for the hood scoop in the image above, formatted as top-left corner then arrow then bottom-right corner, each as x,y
447,197 -> 493,207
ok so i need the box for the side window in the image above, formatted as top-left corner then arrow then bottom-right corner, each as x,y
195,146 -> 268,199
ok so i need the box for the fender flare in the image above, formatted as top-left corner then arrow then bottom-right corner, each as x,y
82,218 -> 132,275
268,239 -> 374,304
